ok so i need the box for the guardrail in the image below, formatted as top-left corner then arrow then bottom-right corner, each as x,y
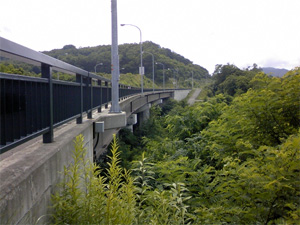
0,37 -> 153,153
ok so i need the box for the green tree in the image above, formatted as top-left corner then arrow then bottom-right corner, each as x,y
211,63 -> 257,96
201,71 -> 300,161
194,132 -> 300,224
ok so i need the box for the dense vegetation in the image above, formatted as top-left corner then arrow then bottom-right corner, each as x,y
0,62 -> 41,77
52,66 -> 300,224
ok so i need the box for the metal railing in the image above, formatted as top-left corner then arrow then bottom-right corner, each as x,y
0,37 -> 151,153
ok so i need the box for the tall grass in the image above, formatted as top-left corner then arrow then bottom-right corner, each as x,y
51,134 -> 192,224
51,134 -> 136,224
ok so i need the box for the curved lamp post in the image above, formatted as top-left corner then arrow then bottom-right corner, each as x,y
94,62 -> 103,73
168,68 -> 178,90
156,62 -> 165,91
191,71 -> 194,89
120,23 -> 143,94
143,51 -> 155,92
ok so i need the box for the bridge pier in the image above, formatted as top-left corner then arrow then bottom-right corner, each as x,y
135,103 -> 150,127
125,114 -> 137,132
93,112 -> 126,161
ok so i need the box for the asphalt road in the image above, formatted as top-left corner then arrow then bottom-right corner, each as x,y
187,88 -> 201,105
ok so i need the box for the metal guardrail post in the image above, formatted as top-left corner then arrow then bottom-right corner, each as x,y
98,80 -> 102,112
105,81 -> 109,109
41,63 -> 53,143
88,73 -> 93,119
76,74 -> 83,124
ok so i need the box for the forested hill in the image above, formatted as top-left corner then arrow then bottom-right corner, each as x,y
262,67 -> 289,77
43,41 -> 209,84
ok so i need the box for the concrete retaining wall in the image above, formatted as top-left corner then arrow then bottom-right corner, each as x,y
0,118 -> 94,224
173,90 -> 191,101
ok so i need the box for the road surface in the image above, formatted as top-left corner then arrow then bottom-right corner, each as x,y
188,88 -> 201,105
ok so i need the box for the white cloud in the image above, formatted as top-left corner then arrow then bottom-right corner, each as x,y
1,0 -> 299,74
259,57 -> 300,70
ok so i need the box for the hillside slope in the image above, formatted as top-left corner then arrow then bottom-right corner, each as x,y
43,42 -> 209,86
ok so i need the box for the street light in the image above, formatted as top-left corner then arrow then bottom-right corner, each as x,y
168,68 -> 178,90
143,51 -> 155,92
156,62 -> 165,91
191,71 -> 194,89
120,23 -> 143,94
94,62 -> 103,73
174,68 -> 179,89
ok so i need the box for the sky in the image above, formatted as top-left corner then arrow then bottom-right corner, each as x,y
1,0 -> 300,74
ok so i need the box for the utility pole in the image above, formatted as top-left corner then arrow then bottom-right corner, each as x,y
144,51 -> 155,92
121,24 -> 143,94
156,62 -> 165,91
191,71 -> 194,89
110,0 -> 121,113
94,62 -> 103,73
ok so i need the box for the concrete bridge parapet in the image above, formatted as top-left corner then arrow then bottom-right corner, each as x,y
0,91 -> 173,225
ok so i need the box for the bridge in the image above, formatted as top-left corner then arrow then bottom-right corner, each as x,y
0,37 -> 190,224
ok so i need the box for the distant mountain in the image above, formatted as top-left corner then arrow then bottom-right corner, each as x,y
262,67 -> 288,77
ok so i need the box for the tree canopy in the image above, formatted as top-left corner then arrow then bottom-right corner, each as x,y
210,63 -> 262,96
